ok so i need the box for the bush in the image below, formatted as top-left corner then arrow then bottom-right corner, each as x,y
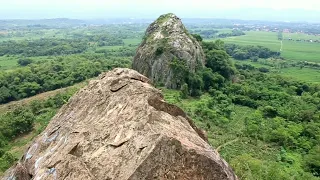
258,67 -> 270,73
180,83 -> 189,99
17,58 -> 33,66
304,146 -> 320,176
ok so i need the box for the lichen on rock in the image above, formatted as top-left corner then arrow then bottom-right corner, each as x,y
133,13 -> 205,89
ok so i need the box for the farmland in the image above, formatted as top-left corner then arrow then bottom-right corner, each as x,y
209,30 -> 320,62
232,59 -> 320,84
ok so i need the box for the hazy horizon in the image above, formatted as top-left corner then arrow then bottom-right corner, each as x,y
1,0 -> 320,22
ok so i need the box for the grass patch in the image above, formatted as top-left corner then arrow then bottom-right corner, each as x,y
279,67 -> 320,83
281,41 -> 320,62
123,38 -> 141,46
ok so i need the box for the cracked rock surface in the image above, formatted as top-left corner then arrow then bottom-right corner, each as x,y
2,68 -> 237,180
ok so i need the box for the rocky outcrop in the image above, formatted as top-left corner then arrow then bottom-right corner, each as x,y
2,68 -> 237,180
132,13 -> 205,88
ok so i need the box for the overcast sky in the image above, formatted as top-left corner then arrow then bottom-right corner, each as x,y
1,0 -> 320,20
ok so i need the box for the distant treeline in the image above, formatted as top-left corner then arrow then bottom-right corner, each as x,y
0,35 -> 124,57
218,29 -> 245,38
190,29 -> 245,39
225,44 -> 280,60
191,29 -> 219,39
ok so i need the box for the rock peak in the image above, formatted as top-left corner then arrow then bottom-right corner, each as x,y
132,13 -> 205,88
3,68 -> 237,180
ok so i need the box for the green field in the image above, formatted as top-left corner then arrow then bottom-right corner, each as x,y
123,38 -> 142,46
0,56 -> 19,70
279,67 -> 320,83
281,41 -> 320,62
95,46 -> 124,51
232,59 -> 320,84
218,31 -> 281,51
0,29 -> 65,42
0,56 -> 56,70
208,30 -> 320,63
283,32 -> 320,41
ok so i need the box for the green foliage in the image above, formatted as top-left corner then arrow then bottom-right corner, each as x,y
0,88 -> 76,173
155,38 -> 169,56
180,83 -> 189,99
191,34 -> 203,42
218,29 -> 245,38
190,29 -> 218,39
155,13 -> 173,24
230,154 -> 318,180
206,49 -> 235,79
0,54 -> 131,104
225,43 -> 280,60
0,152 -> 16,172
169,57 -> 189,88
17,58 -> 33,66
1,19 -> 320,179
202,40 -> 236,79
220,30 -> 320,62
155,46 -> 164,56
199,68 -> 225,90
304,146 -> 320,176
165,40 -> 320,178
187,73 -> 203,97
0,39 -> 89,56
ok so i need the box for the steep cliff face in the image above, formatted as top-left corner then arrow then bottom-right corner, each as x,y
132,13 -> 205,88
2,68 -> 237,180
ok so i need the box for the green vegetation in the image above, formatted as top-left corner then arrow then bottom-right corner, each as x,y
163,39 -> 320,179
211,30 -> 320,62
279,67 -> 320,83
0,54 -> 131,104
225,43 -> 280,60
283,32 -> 320,41
1,19 -> 320,179
0,88 -> 78,174
281,42 -> 320,62
155,13 -> 174,24
191,30 -> 218,39
218,31 -> 280,51
231,57 -> 320,84
218,29 -> 245,38
0,25 -> 140,104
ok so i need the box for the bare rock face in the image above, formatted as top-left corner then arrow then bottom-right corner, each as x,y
132,13 -> 205,88
2,68 -> 237,180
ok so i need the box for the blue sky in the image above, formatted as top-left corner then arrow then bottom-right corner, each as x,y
1,0 -> 320,19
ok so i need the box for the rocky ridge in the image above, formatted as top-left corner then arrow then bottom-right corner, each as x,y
3,68 -> 237,180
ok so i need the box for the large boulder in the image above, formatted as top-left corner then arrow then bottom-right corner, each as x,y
2,68 -> 237,180
132,13 -> 205,88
